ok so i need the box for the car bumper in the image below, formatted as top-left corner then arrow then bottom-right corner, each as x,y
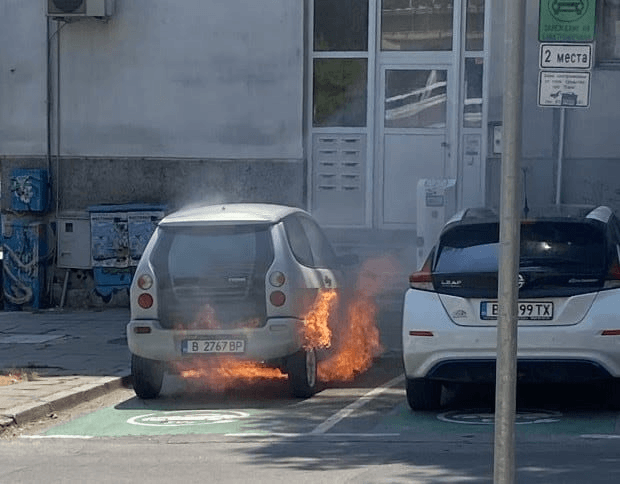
127,318 -> 303,363
402,288 -> 620,382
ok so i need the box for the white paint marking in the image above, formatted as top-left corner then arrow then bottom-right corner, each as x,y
226,432 -> 401,438
21,435 -> 93,439
581,434 -> 620,440
310,374 -> 405,435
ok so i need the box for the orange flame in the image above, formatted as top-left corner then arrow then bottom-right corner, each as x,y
318,296 -> 383,382
175,256 -> 394,391
177,357 -> 286,392
301,289 -> 337,349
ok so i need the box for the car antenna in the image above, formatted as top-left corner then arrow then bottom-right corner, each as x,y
522,167 -> 530,218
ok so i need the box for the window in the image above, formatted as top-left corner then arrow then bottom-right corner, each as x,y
384,69 -> 448,128
463,58 -> 483,128
436,222 -> 606,274
599,0 -> 620,63
313,59 -> 368,127
284,216 -> 314,267
381,0 -> 454,51
465,0 -> 485,51
314,0 -> 369,51
298,216 -> 337,268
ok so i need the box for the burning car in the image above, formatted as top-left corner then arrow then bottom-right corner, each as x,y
127,203 -> 347,399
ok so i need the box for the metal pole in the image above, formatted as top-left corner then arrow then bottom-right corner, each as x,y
555,108 -> 566,205
494,0 -> 526,482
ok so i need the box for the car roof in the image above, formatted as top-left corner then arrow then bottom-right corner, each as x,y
443,204 -> 613,231
160,203 -> 307,226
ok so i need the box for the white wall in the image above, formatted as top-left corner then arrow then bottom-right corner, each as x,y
0,0 -> 48,156
2,0 -> 304,160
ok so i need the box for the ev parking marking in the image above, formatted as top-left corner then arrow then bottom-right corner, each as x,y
127,410 -> 250,427
437,409 -> 562,425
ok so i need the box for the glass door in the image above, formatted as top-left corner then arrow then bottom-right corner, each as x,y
379,65 -> 453,226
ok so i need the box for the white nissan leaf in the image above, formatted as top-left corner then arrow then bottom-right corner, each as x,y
402,205 -> 620,410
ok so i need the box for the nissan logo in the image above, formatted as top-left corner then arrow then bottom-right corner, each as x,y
518,274 -> 526,289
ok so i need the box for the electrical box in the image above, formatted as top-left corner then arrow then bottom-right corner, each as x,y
89,204 -> 165,268
416,179 -> 457,267
57,212 -> 92,269
10,169 -> 49,213
128,211 -> 164,266
47,0 -> 114,18
90,211 -> 129,268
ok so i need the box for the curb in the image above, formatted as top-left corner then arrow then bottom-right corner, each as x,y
0,375 -> 132,429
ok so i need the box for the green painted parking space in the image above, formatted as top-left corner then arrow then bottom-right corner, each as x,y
43,398 -> 620,439
44,406 -> 274,438
376,404 -> 620,437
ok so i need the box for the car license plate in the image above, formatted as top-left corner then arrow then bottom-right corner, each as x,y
480,301 -> 553,320
182,339 -> 245,354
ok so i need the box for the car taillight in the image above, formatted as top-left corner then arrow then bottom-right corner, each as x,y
138,293 -> 153,309
137,274 -> 153,290
269,291 -> 286,307
409,259 -> 434,291
269,271 -> 286,287
604,260 -> 620,289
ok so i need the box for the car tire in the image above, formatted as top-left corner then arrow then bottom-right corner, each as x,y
406,378 -> 442,410
288,347 -> 318,398
131,354 -> 164,399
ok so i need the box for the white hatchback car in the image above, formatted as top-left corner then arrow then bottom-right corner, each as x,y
402,205 -> 620,410
127,203 -> 345,399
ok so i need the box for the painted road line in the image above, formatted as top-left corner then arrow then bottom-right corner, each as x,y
21,435 -> 94,439
226,433 -> 401,438
581,434 -> 620,439
310,374 -> 405,435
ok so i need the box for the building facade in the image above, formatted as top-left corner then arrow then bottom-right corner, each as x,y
1,0 -> 620,307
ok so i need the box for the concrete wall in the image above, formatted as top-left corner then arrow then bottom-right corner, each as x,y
0,0 -> 306,213
54,0 -> 304,159
0,1 -> 48,156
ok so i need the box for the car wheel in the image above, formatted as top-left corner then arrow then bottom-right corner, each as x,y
131,354 -> 164,399
288,347 -> 318,398
406,378 -> 442,410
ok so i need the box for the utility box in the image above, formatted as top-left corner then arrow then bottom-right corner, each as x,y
88,204 -> 165,297
57,212 -> 92,269
416,179 -> 456,267
90,211 -> 129,268
89,204 -> 165,268
128,211 -> 164,266
2,218 -> 48,309
10,169 -> 49,213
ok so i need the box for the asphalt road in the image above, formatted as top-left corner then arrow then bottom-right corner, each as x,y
3,358 -> 620,483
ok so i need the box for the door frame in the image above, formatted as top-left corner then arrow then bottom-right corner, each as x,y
375,62 -> 459,229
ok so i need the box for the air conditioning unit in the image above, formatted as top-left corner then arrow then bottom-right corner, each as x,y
47,0 -> 114,18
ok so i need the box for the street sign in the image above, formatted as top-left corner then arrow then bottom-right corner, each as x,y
539,0 -> 596,42
540,43 -> 592,69
538,71 -> 591,107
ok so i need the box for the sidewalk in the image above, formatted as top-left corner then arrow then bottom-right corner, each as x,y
0,308 -> 131,429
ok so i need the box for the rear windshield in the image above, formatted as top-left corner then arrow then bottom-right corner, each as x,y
435,222 -> 606,274
152,224 -> 274,282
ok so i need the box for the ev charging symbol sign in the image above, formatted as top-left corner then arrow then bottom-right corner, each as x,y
127,410 -> 250,427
